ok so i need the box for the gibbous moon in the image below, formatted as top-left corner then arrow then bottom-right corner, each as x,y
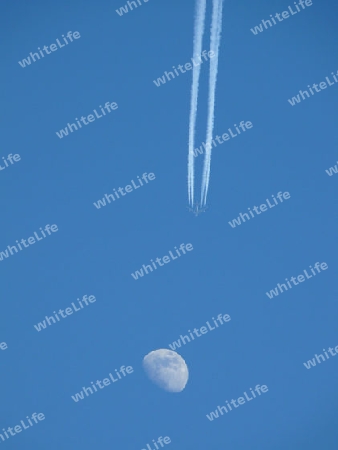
142,349 -> 189,393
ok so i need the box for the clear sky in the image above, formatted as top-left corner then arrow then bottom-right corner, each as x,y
0,0 -> 337,449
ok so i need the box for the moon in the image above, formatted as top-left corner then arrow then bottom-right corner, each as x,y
142,349 -> 189,393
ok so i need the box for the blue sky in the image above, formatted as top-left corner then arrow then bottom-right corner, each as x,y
0,0 -> 337,448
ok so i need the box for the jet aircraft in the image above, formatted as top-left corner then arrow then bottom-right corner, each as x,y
187,204 -> 208,216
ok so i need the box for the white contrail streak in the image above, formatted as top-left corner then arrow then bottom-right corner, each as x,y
188,0 -> 207,206
200,0 -> 223,206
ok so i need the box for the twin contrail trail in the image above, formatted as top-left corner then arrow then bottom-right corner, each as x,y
188,0 -> 206,207
201,0 -> 223,207
188,0 -> 224,211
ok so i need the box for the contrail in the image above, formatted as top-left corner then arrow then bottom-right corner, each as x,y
200,0 -> 223,206
188,0 -> 207,206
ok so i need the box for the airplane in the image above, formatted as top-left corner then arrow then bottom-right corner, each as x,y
187,204 -> 208,216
